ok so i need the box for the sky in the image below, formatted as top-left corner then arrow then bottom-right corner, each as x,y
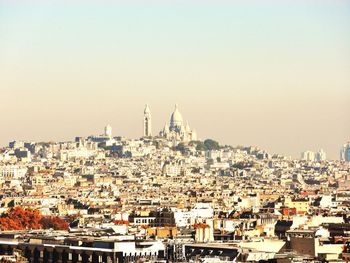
0,0 -> 349,159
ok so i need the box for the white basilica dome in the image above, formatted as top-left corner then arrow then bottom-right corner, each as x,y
170,104 -> 183,127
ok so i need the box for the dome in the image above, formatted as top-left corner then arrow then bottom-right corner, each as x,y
170,104 -> 183,127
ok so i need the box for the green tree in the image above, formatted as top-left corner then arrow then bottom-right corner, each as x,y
175,143 -> 186,153
204,139 -> 220,150
189,140 -> 206,151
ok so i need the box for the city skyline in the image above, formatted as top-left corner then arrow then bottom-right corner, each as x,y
1,103 -> 348,160
1,1 -> 349,159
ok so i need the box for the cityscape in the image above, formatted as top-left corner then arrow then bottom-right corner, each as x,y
0,104 -> 349,262
1,1 -> 350,263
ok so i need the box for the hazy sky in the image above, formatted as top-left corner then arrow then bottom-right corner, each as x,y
0,0 -> 349,159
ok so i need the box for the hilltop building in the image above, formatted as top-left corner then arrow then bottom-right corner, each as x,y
104,124 -> 112,139
143,104 -> 152,137
159,104 -> 197,145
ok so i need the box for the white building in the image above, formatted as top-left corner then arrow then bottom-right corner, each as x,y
143,104 -> 152,137
191,203 -> 214,219
159,105 -> 197,145
301,150 -> 315,161
0,165 -> 27,179
104,124 -> 112,138
316,149 -> 326,161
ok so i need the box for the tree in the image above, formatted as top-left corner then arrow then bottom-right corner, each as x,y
112,219 -> 129,225
40,216 -> 69,230
0,207 -> 41,230
189,141 -> 206,151
175,143 -> 186,153
0,207 -> 68,231
193,223 -> 209,229
203,139 -> 220,151
189,139 -> 221,151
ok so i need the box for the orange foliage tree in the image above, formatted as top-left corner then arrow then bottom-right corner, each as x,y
0,207 -> 41,230
112,219 -> 129,225
40,216 -> 69,230
193,223 -> 210,229
0,207 -> 68,231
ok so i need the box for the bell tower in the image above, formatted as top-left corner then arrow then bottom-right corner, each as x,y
143,104 -> 152,137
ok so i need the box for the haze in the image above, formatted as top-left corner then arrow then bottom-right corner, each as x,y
0,1 -> 349,159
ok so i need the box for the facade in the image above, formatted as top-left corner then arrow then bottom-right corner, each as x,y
0,165 -> 27,179
287,229 -> 344,259
0,232 -> 165,263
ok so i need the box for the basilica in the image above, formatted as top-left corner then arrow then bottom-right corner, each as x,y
143,104 -> 197,145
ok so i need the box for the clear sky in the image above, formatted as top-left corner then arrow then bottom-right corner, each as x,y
0,0 -> 349,159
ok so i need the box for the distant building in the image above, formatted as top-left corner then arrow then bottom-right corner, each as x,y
301,150 -> 315,161
159,104 -> 197,145
9,141 -> 25,149
14,148 -> 31,162
104,124 -> 112,138
340,142 -> 350,161
315,149 -> 326,161
0,165 -> 27,179
143,104 -> 152,137
87,126 -> 114,144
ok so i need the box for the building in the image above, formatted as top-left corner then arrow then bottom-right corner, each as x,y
0,165 -> 27,179
315,149 -> 326,161
340,142 -> 350,161
301,149 -> 326,162
301,150 -> 315,161
284,197 -> 309,214
87,126 -> 115,144
159,105 -> 197,145
104,125 -> 112,139
143,104 -> 152,137
286,229 -> 344,260
0,231 -> 166,263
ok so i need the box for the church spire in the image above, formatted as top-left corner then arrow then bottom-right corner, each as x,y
143,104 -> 152,137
